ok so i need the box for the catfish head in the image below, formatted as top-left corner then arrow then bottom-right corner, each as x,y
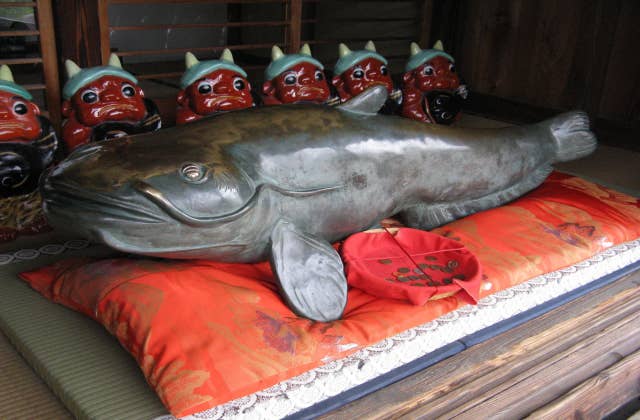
41,132 -> 267,260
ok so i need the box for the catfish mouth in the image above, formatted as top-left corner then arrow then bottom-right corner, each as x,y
42,177 -> 165,225
133,179 -> 345,227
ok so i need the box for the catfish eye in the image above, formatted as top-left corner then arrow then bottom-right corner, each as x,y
121,83 -> 136,97
197,81 -> 213,94
315,70 -> 324,81
283,73 -> 297,85
423,65 -> 435,76
233,77 -> 245,91
81,89 -> 98,103
352,67 -> 364,79
449,62 -> 456,73
13,101 -> 28,115
380,65 -> 388,76
180,163 -> 208,183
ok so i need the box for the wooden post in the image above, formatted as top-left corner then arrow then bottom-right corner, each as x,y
419,0 -> 434,48
97,0 -> 110,64
35,0 -> 62,130
287,0 -> 302,53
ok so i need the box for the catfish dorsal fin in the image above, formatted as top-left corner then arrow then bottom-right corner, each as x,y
336,84 -> 388,115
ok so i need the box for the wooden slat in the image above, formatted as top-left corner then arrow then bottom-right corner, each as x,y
0,1 -> 35,6
321,269 -> 640,419
0,30 -> 40,37
110,20 -> 289,31
315,36 -> 414,43
36,0 -> 62,130
22,83 -> 47,91
113,43 -> 278,57
108,0 -> 286,4
527,349 -> 640,419
136,72 -> 183,80
0,58 -> 43,65
329,18 -> 418,23
133,62 -> 267,80
432,311 -> 640,419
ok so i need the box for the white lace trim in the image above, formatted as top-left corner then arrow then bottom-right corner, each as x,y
173,239 -> 640,420
0,239 -> 90,265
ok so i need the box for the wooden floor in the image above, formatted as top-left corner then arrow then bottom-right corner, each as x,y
320,269 -> 640,419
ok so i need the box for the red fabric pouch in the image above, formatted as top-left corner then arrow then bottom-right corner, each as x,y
341,227 -> 482,305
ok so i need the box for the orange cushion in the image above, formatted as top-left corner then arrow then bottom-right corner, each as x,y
20,172 -> 640,417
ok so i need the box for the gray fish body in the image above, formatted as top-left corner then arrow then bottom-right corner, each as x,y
42,87 -> 596,321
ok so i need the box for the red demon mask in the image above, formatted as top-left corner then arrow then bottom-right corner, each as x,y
403,55 -> 460,93
0,90 -> 41,143
62,75 -> 147,128
177,69 -> 253,124
262,62 -> 330,105
332,57 -> 393,101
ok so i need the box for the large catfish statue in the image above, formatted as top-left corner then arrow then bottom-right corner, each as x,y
41,86 -> 596,322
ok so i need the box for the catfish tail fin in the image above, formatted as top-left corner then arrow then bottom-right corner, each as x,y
545,111 -> 597,162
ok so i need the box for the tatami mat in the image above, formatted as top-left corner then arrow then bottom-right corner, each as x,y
0,330 -> 72,419
0,246 -> 168,420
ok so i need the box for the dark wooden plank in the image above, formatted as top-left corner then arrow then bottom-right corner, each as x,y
56,0 -> 104,67
113,42 -> 277,57
36,0 -> 62,130
526,0 -> 582,109
597,0 -> 640,123
0,58 -> 43,65
463,91 -> 640,152
110,20 -> 289,31
320,269 -> 640,419
564,0 -> 622,119
0,1 -> 35,6
418,0 -> 434,48
21,83 -> 47,90
463,91 -> 558,124
425,309 -> 640,418
0,30 -> 40,37
109,0 -> 286,3
527,349 -> 640,419
286,0 -> 302,53
97,0 -> 110,64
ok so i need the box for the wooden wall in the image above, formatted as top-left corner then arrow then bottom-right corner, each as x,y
432,0 -> 640,148
50,0 -> 639,148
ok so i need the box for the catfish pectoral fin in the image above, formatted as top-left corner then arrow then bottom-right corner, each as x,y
269,220 -> 347,322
